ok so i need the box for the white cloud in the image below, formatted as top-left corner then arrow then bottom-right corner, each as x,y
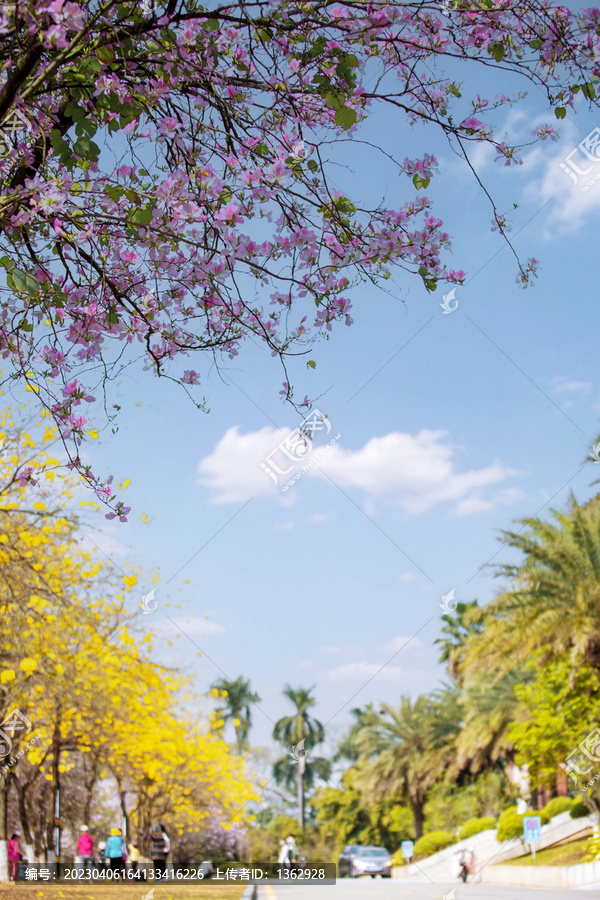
315,430 -> 517,515
520,121 -> 600,235
552,376 -> 591,394
274,521 -> 294,532
170,616 -> 225,637
198,426 -> 518,516
378,635 -> 423,656
307,512 -> 333,524
451,486 -> 524,517
399,572 -> 418,583
325,662 -> 404,682
320,644 -> 364,657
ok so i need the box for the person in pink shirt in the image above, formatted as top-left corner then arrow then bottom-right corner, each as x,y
7,831 -> 21,881
76,825 -> 94,877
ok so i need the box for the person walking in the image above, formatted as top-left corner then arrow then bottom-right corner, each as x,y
278,839 -> 290,870
76,826 -> 94,882
287,834 -> 298,871
105,827 -> 126,878
7,832 -> 21,882
159,824 -> 170,860
128,841 -> 140,873
149,823 -> 168,876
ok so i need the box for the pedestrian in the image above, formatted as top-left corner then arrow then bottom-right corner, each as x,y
7,831 -> 21,882
128,841 -> 140,873
97,840 -> 107,871
159,823 -> 170,859
105,827 -> 127,878
76,825 -> 94,882
148,823 -> 168,876
278,838 -> 290,870
287,834 -> 298,870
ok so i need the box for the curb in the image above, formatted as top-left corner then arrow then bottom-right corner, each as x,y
242,884 -> 257,900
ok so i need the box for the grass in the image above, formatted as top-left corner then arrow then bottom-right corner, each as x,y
502,836 -> 590,867
0,885 -> 245,900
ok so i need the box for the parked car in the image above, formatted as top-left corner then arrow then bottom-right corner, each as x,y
338,845 -> 392,878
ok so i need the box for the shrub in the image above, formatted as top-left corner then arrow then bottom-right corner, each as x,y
458,816 -> 497,840
542,797 -> 576,820
570,799 -> 590,819
496,807 -> 550,842
413,831 -> 455,858
391,849 -> 408,866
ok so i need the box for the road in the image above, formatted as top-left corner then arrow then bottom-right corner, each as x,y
257,877 -> 600,900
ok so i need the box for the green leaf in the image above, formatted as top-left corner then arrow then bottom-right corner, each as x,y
334,106 -> 357,129
489,43 -> 505,62
74,138 -> 100,161
204,18 -> 219,31
582,82 -> 596,100
325,92 -> 344,111
130,205 -> 153,226
555,107 -> 567,119
19,319 -> 33,332
106,311 -> 119,325
307,360 -> 316,369
449,84 -> 461,98
12,269 -> 39,297
0,256 -> 15,270
418,266 -> 428,276
307,159 -> 318,173
413,173 -> 430,190
65,101 -> 85,122
218,185 -> 233,205
97,46 -> 115,62
529,38 -> 543,50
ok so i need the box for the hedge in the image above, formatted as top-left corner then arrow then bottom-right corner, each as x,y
542,797 -> 576,819
458,816 -> 497,840
496,807 -> 550,842
413,831 -> 455,858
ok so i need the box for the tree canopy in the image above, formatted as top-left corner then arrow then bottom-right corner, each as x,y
2,0 -> 599,513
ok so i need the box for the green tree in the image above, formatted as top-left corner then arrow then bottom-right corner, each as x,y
435,601 -> 483,686
509,658 -> 600,812
456,666 -> 532,774
273,686 -> 328,830
211,676 -> 260,755
352,694 -> 461,839
466,495 -> 600,675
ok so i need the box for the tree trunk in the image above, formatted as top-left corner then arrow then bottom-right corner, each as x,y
15,778 -> 35,862
297,757 -> 305,831
0,772 -> 9,882
409,795 -> 424,840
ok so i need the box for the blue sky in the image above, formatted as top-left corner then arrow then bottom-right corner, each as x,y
60,41 -> 600,759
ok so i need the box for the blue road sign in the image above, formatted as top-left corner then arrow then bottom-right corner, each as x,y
523,815 -> 541,844
401,840 -> 414,859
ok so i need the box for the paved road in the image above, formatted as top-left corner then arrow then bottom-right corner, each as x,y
257,877 -> 600,900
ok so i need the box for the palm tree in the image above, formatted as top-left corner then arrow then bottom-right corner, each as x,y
465,494 -> 600,677
456,666 -> 532,774
211,675 -> 260,755
434,600 -> 483,685
352,694 -> 462,839
272,686 -> 328,829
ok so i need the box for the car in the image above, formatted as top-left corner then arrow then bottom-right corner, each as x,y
338,845 -> 392,878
